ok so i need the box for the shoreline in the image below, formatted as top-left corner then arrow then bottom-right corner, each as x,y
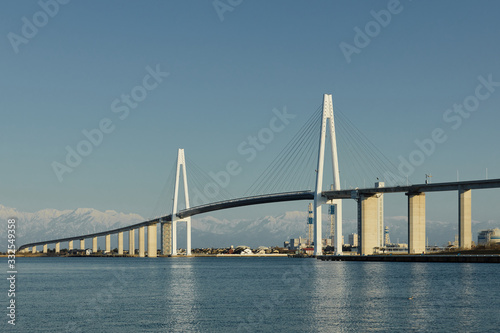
317,254 -> 500,263
3,253 -> 289,258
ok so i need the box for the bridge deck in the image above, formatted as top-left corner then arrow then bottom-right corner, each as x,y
18,179 -> 500,250
323,178 -> 500,199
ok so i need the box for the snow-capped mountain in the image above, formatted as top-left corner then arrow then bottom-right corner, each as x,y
0,203 -> 313,250
0,205 -> 322,252
189,211 -> 310,248
4,203 -> 492,251
0,204 -> 144,250
0,204 -> 314,250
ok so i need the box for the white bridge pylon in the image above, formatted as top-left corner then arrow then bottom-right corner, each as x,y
172,148 -> 191,256
314,94 -> 342,256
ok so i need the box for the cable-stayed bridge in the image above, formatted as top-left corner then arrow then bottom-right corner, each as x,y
19,94 -> 500,256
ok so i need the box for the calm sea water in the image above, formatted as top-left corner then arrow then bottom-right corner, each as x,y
6,257 -> 500,332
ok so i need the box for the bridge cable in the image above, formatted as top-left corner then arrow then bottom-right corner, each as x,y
186,157 -> 235,204
148,159 -> 177,220
267,109 -> 322,193
335,104 -> 408,186
246,106 -> 320,195
245,105 -> 322,196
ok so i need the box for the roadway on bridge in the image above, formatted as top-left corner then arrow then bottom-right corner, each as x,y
19,178 -> 500,250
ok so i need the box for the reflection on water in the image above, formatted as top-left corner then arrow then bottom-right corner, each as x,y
160,260 -> 199,331
13,258 -> 500,332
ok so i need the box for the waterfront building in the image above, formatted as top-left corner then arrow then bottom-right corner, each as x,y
478,229 -> 500,246
349,233 -> 358,247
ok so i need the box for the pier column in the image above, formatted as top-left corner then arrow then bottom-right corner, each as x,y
105,234 -> 111,254
187,217 -> 192,256
80,239 -> 85,250
118,232 -> 124,255
92,237 -> 98,253
55,242 -> 60,254
161,221 -> 172,255
139,226 -> 145,257
43,244 -> 48,254
408,192 -> 426,254
459,188 -> 472,249
172,220 -> 177,256
68,240 -> 73,251
357,194 -> 379,255
148,223 -> 157,258
129,229 -> 135,256
32,246 -> 37,254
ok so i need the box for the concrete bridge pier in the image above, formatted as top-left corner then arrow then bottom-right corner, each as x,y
139,226 -> 145,257
186,218 -> 192,256
105,234 -> 111,254
408,192 -> 426,254
32,246 -> 37,254
55,242 -> 60,254
43,244 -> 48,254
148,223 -> 157,258
92,237 -> 98,253
68,240 -> 73,251
459,188 -> 472,249
357,194 -> 379,255
80,239 -> 85,250
161,221 -> 172,255
118,232 -> 124,255
129,229 -> 135,256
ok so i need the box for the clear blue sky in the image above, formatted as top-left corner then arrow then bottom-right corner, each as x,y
1,0 -> 500,243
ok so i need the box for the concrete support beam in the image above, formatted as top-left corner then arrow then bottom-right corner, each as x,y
172,220 -> 177,256
32,246 -> 37,254
148,223 -> 157,258
187,218 -> 192,256
375,182 -> 385,248
68,240 -> 73,251
43,244 -> 48,254
161,222 -> 171,255
92,237 -> 98,253
118,232 -> 124,255
80,239 -> 85,250
129,229 -> 135,256
357,194 -> 379,255
105,234 -> 111,254
408,192 -> 426,254
459,188 -> 472,249
55,242 -> 60,254
138,226 -> 145,257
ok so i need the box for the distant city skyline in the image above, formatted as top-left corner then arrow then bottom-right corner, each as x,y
2,1 -> 499,247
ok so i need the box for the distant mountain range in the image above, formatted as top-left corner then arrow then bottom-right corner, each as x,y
0,204 -> 497,251
189,211 -> 312,248
0,204 -> 315,250
0,204 -> 144,250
